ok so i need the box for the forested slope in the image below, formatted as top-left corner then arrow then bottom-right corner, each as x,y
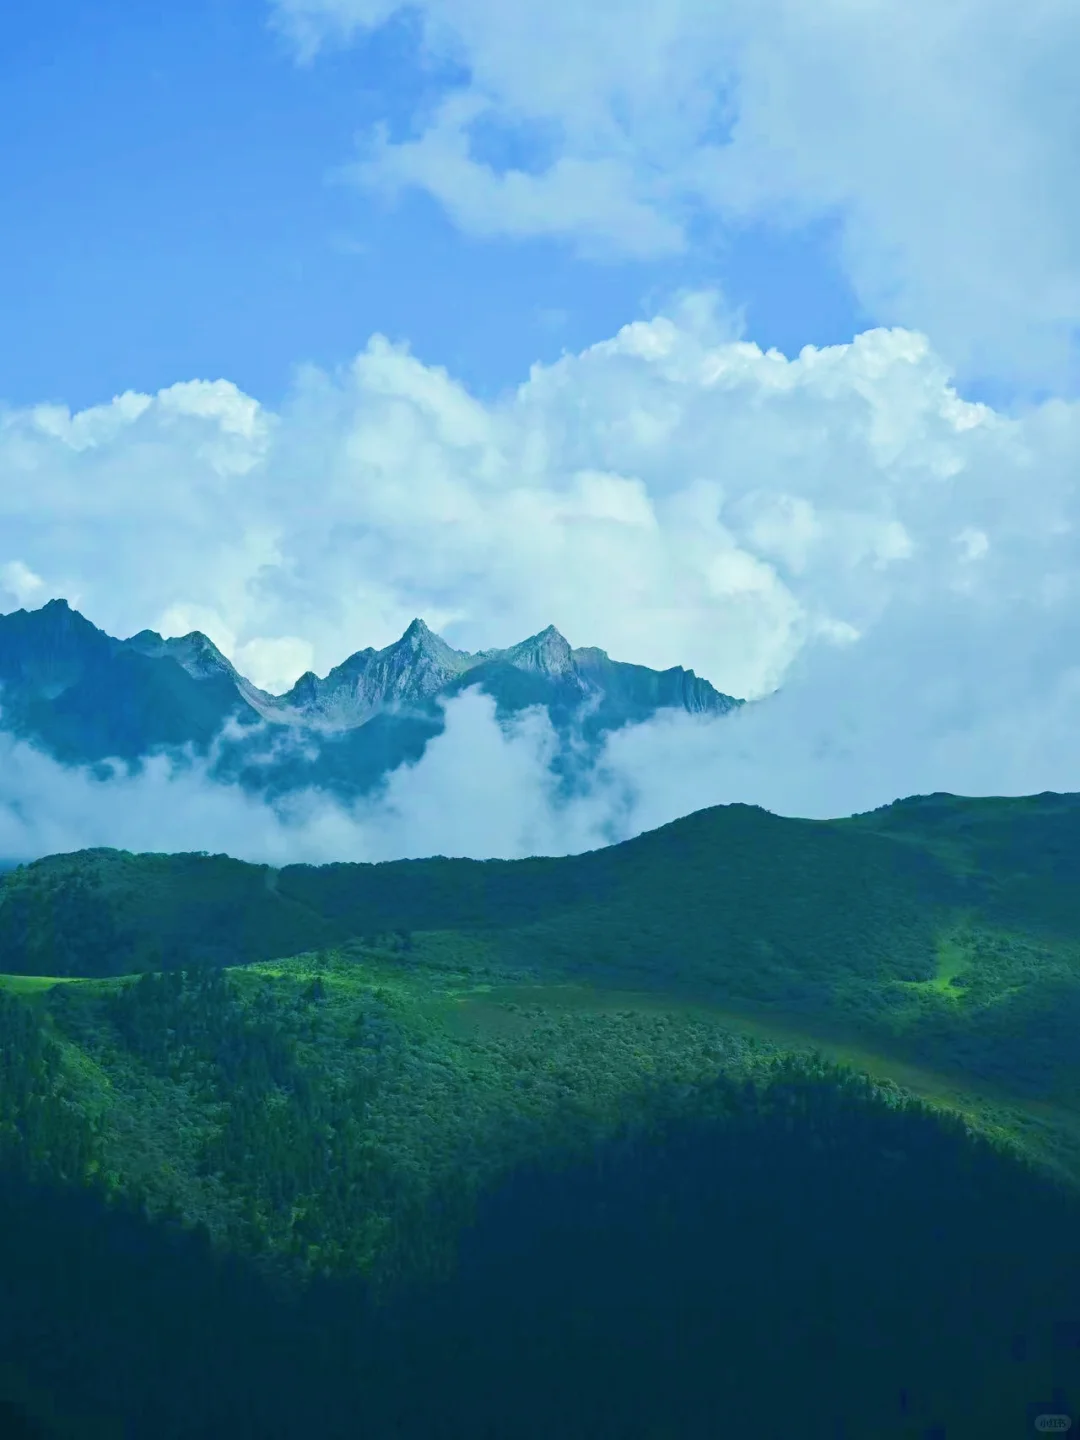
0,800 -> 950,991
3,792 -> 1080,1434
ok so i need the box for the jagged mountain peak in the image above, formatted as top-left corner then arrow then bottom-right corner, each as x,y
502,624 -> 574,677
122,627 -> 239,684
327,618 -> 473,675
0,598 -> 116,700
278,618 -> 477,727
396,617 -> 447,655
173,631 -> 235,668
392,617 -> 472,664
22,597 -> 99,634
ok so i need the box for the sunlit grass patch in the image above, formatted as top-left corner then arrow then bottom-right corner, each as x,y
894,934 -> 972,999
0,973 -> 82,995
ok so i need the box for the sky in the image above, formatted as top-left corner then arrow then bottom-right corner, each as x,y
0,0 -> 866,416
3,0 -> 1080,862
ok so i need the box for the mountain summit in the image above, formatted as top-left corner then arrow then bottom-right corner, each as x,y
124,628 -> 240,683
0,601 -> 743,797
267,616 -> 740,738
496,625 -> 575,678
280,618 -> 477,729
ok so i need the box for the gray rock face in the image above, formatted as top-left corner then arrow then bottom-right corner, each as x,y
125,628 -> 238,682
123,629 -> 280,719
0,601 -> 743,796
279,619 -> 478,729
494,625 -> 576,678
274,618 -> 740,735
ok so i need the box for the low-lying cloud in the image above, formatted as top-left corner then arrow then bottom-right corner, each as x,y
5,617 -> 1080,869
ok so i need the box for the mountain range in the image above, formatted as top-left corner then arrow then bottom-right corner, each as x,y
0,599 -> 742,799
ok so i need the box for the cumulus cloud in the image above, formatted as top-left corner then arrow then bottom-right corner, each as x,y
3,297 -> 1080,860
269,0 -> 1080,392
0,294 -> 1023,705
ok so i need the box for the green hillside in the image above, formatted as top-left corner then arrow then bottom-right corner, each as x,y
6,942 -> 1080,1304
2,790 -> 1080,1299
842,788 -> 1080,936
0,800 -> 949,991
5,794 -> 1080,1434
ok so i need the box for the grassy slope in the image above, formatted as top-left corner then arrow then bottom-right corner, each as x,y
840,789 -> 1080,934
3,791 -> 1080,1288
5,947 -> 785,1290
0,802 -> 948,996
6,934 -> 1080,1293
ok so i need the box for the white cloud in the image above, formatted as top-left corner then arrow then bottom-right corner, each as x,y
0,561 -> 45,610
3,298 -> 1080,859
233,635 -> 318,694
1,298 -> 1016,706
0,692 -> 616,865
270,0 -> 1080,391
343,97 -> 686,262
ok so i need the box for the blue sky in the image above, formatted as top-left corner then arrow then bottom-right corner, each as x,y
0,0 -> 869,413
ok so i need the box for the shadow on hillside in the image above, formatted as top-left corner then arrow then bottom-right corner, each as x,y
2,1074 -> 1079,1439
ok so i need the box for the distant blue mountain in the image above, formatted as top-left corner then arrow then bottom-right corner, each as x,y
0,599 -> 742,800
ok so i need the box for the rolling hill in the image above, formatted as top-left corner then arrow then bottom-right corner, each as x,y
3,788 -> 1080,1170
3,791 -> 1080,1435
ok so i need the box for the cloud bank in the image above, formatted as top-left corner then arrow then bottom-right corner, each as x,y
0,296 -> 1018,702
2,297 -> 1080,861
5,618 -> 1080,869
270,0 -> 1080,393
